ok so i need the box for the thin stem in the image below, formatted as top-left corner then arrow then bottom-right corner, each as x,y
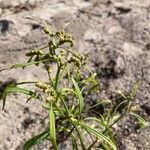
54,63 -> 61,90
110,102 -> 132,128
75,126 -> 86,150
57,126 -> 75,143
84,127 -> 95,143
71,134 -> 79,150
87,139 -> 97,150
38,45 -> 49,51
10,59 -> 48,69
59,47 -> 81,59
84,100 -> 111,113
57,61 -> 68,83
110,100 -> 128,120
60,96 -> 70,115
110,111 -> 126,127
54,103 -> 64,117
17,81 -> 38,85
44,63 -> 54,87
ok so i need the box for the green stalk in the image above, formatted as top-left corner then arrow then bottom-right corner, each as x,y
75,126 -> 86,150
44,63 -> 54,87
54,102 -> 64,117
49,104 -> 58,150
17,81 -> 38,85
87,139 -> 98,150
60,96 -> 70,115
71,134 -> 79,150
55,63 -> 61,90
59,47 -> 81,60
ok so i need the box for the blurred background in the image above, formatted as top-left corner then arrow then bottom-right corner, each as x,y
0,0 -> 150,149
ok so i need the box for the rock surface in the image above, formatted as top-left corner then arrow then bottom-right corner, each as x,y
0,0 -> 150,149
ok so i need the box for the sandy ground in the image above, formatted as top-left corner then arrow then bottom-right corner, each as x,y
0,0 -> 150,149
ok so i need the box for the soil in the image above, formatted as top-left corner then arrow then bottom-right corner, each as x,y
0,0 -> 150,149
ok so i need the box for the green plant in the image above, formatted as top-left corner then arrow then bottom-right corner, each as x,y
0,22 -> 148,150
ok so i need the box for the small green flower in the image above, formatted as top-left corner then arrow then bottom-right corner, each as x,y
26,50 -> 44,57
35,81 -> 49,92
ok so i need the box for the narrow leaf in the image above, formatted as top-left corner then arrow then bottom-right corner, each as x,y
71,134 -> 79,150
75,126 -> 86,150
72,77 -> 84,114
130,112 -> 149,128
5,87 -> 35,95
85,99 -> 112,112
49,103 -> 57,150
84,117 -> 107,130
10,59 -> 47,69
0,86 -> 36,109
79,122 -> 117,150
23,130 -> 49,150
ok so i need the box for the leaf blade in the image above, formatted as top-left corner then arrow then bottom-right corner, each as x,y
49,103 -> 57,150
23,130 -> 49,150
10,59 -> 47,69
72,77 -> 84,114
79,122 -> 117,150
0,86 -> 36,109
130,112 -> 149,128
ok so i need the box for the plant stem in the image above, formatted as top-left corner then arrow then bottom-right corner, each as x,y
60,96 -> 70,115
87,139 -> 97,150
75,126 -> 86,150
17,81 -> 38,85
44,63 -> 54,87
55,63 -> 61,90
57,126 -> 75,143
54,103 -> 64,117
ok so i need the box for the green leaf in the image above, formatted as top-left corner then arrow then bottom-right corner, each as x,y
130,112 -> 149,128
114,90 -> 126,99
85,99 -> 112,112
109,113 -> 120,126
10,59 -> 47,69
75,126 -> 86,150
79,122 -> 117,150
4,87 -> 35,95
130,71 -> 144,100
61,88 -> 76,95
23,130 -> 49,150
0,85 -> 36,110
71,134 -> 79,150
49,103 -> 57,150
84,117 -> 107,130
60,96 -> 70,115
72,77 -> 84,114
